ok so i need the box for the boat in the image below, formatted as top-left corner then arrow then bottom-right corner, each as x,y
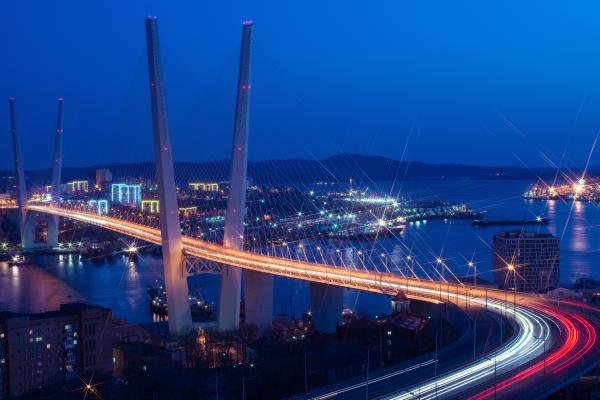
147,284 -> 214,322
472,217 -> 550,227
8,255 -> 33,267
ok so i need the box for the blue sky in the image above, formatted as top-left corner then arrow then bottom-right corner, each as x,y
2,1 -> 600,169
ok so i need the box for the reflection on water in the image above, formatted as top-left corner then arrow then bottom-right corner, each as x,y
3,180 -> 600,322
0,254 -> 162,323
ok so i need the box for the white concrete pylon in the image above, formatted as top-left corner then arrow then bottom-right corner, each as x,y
145,16 -> 192,336
47,98 -> 64,248
8,98 -> 33,248
219,20 -> 274,332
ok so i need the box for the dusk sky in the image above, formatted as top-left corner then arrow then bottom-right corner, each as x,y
2,1 -> 600,169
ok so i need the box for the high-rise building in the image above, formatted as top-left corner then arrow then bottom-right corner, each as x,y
95,169 -> 112,188
492,231 -> 559,292
0,303 -> 113,398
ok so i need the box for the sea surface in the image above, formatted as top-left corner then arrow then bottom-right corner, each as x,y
2,180 -> 600,324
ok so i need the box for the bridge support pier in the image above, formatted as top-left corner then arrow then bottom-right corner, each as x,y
47,99 -> 64,249
46,217 -> 59,248
145,17 -> 192,336
22,213 -> 36,249
244,270 -> 274,328
310,282 -> 343,333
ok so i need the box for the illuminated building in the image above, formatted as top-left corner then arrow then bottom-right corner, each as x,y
179,206 -> 197,216
141,199 -> 160,213
0,303 -> 113,398
492,231 -> 559,292
88,199 -> 108,215
111,183 -> 141,205
188,182 -> 219,192
95,168 -> 112,187
67,180 -> 88,193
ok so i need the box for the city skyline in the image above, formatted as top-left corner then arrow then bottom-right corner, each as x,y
3,1 -> 600,169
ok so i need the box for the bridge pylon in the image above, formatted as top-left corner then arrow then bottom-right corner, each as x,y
310,282 -> 343,333
145,17 -> 192,336
218,21 -> 274,332
47,98 -> 64,248
8,98 -> 33,249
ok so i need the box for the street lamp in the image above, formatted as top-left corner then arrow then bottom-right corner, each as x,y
507,263 -> 517,315
468,261 -> 476,288
380,253 -> 388,272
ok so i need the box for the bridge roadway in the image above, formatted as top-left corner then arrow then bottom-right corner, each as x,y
28,204 -> 600,399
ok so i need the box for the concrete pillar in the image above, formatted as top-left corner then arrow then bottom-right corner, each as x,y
310,282 -> 344,334
219,21 -> 274,331
8,98 -> 33,249
47,98 -> 64,248
145,17 -> 192,336
244,270 -> 274,328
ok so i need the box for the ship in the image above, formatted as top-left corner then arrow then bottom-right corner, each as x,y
147,284 -> 213,322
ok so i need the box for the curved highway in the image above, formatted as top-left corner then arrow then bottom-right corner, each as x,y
27,204 -> 600,399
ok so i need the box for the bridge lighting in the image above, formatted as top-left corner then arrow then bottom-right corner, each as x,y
378,219 -> 386,227
507,263 -> 515,271
1,242 -> 7,249
468,261 -> 474,267
67,242 -> 73,248
536,216 -> 542,222
406,255 -> 412,260
436,258 -> 443,264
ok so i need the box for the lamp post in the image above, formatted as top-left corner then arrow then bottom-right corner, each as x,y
380,253 -> 388,273
507,263 -> 517,316
468,260 -> 476,288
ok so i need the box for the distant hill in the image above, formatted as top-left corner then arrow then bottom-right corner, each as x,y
0,153 -> 589,187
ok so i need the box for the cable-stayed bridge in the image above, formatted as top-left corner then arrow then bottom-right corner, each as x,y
6,16 -> 600,400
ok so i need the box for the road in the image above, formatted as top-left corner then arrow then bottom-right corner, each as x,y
27,204 -> 600,399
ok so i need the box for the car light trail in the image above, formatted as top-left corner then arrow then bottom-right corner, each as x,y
27,205 -> 599,399
309,359 -> 437,400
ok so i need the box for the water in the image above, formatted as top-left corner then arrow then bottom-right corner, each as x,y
2,180 -> 599,324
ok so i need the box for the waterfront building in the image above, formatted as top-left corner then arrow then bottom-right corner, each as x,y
0,303 -> 113,398
111,183 -> 141,206
67,180 -> 88,193
141,199 -> 160,213
188,182 -> 219,192
88,199 -> 109,215
492,231 -> 559,292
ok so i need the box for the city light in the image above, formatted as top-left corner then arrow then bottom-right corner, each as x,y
25,204 -> 600,400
